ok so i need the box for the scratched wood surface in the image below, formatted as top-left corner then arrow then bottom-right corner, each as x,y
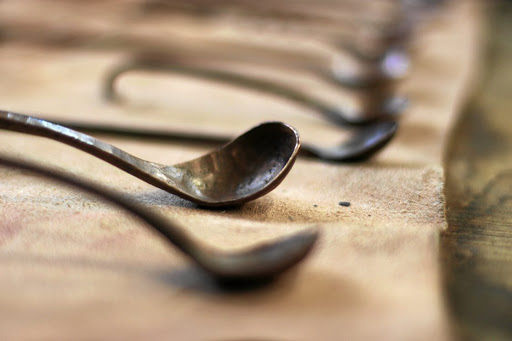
0,1 -> 483,340
441,2 -> 512,340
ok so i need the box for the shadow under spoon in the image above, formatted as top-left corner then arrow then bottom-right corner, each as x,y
0,110 -> 300,207
0,156 -> 318,281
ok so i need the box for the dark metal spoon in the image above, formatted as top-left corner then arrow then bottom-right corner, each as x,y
0,9 -> 407,89
0,110 -> 300,207
103,55 -> 408,126
139,0 -> 409,70
0,156 -> 318,281
43,119 -> 398,163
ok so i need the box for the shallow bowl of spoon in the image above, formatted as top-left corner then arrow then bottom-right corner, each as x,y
301,121 -> 398,161
0,110 -> 300,207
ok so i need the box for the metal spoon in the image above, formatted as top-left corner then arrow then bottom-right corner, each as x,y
0,156 -> 318,281
42,119 -> 399,163
139,0 -> 406,63
0,8 -> 406,88
104,56 -> 408,126
0,110 -> 300,207
137,0 -> 410,85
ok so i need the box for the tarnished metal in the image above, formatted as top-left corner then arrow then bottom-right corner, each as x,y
0,156 -> 318,281
103,55 -> 408,126
0,110 -> 300,207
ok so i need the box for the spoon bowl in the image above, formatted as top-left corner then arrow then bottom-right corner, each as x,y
0,156 -> 318,281
195,228 -> 319,280
0,110 -> 300,207
302,121 -> 398,161
140,0 -> 411,87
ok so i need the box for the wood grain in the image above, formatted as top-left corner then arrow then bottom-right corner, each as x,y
441,2 -> 512,340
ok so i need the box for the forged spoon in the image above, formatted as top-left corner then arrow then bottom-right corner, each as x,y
0,156 -> 318,281
104,56 -> 408,126
140,0 -> 409,78
0,110 -> 300,207
0,11 -> 407,89
45,119 -> 399,162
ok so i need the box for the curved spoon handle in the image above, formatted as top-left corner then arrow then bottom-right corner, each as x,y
0,110 -> 165,190
0,155 -> 197,258
103,57 -> 350,125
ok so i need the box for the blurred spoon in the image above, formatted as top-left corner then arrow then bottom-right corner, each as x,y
0,156 -> 318,281
138,0 -> 410,85
104,56 -> 408,125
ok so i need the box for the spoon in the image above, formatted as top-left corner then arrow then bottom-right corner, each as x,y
104,56 -> 408,126
137,0 -> 410,85
0,156 -> 318,281
43,119 -> 399,163
139,0 -> 406,63
0,7 -> 407,88
0,110 -> 300,207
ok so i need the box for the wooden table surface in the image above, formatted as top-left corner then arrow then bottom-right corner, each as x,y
2,1 -> 510,340
441,2 -> 512,340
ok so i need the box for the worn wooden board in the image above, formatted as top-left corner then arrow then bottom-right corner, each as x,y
441,2 -> 512,340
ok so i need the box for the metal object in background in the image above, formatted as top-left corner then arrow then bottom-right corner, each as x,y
103,55 -> 408,126
139,0 -> 412,74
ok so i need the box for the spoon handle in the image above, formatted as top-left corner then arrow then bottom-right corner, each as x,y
104,58 -> 349,125
0,155 -> 197,258
0,110 -> 165,189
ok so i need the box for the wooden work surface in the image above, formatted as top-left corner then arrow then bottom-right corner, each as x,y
0,1 -> 490,340
441,2 -> 512,340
